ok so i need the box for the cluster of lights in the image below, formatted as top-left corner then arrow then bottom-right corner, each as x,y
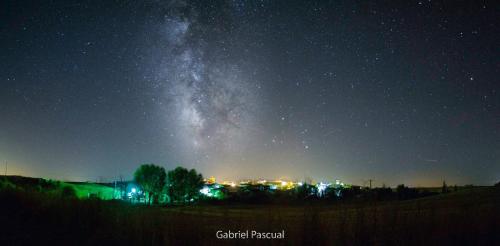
222,181 -> 237,187
198,185 -> 225,199
315,181 -> 346,197
316,182 -> 330,197
200,186 -> 212,197
125,178 -> 347,203
206,177 -> 348,198
127,187 -> 142,198
215,179 -> 346,190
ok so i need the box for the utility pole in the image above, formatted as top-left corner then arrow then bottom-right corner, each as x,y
4,160 -> 7,176
369,179 -> 372,189
119,174 -> 123,199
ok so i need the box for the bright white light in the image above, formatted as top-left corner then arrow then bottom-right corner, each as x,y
200,186 -> 210,195
298,182 -> 303,186
131,188 -> 137,193
317,182 -> 330,197
230,182 -> 236,187
281,181 -> 287,186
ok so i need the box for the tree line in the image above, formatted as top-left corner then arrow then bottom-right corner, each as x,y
132,164 -> 457,205
133,164 -> 203,205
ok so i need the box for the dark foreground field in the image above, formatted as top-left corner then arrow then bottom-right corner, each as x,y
1,186 -> 499,245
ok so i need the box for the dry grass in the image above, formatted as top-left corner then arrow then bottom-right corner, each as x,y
1,186 -> 499,245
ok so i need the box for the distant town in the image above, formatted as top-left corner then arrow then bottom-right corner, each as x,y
94,175 -> 351,203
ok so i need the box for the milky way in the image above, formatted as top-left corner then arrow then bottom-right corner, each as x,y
150,5 -> 260,164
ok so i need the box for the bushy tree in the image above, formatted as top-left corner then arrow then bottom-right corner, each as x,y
397,184 -> 408,200
294,183 -> 317,200
166,167 -> 203,203
134,164 -> 166,204
396,184 -> 420,200
61,186 -> 76,198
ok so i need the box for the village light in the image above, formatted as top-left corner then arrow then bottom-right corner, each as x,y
317,182 -> 330,197
200,186 -> 210,195
131,188 -> 137,193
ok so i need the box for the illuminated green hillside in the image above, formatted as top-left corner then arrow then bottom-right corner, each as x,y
61,182 -> 119,200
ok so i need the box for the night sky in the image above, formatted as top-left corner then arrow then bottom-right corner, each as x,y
1,0 -> 498,186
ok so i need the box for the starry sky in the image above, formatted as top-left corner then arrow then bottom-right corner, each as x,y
1,0 -> 498,186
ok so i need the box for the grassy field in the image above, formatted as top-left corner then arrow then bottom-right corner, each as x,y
162,187 -> 500,245
61,181 -> 117,200
1,181 -> 499,245
0,175 -> 118,200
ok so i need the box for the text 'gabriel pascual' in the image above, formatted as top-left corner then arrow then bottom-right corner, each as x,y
216,230 -> 285,240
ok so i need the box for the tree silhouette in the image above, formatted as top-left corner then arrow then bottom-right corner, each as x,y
134,164 -> 166,205
166,167 -> 203,203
